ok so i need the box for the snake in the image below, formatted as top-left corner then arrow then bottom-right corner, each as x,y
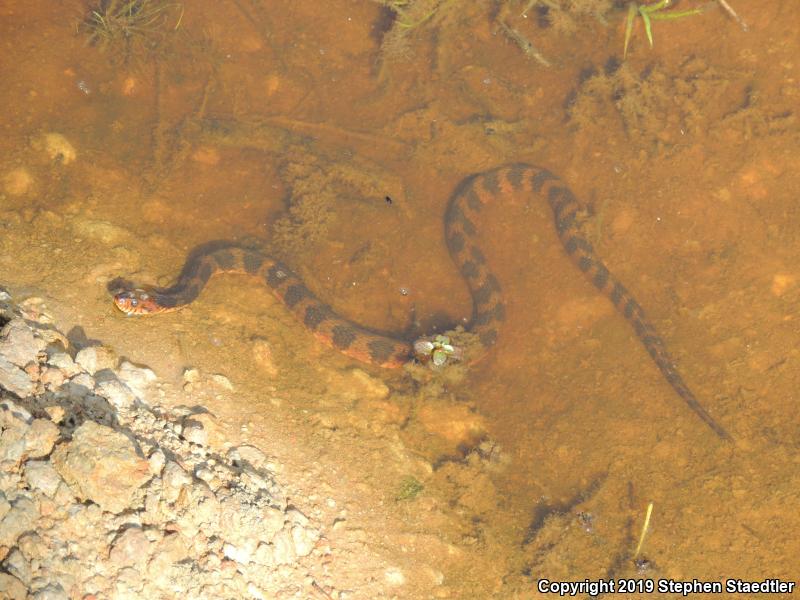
112,164 -> 729,440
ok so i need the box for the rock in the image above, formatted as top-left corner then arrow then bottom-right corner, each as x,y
228,445 -> 268,469
24,460 -> 63,497
0,496 -> 38,547
95,377 -> 137,410
32,582 -> 68,600
116,361 -> 156,397
209,373 -> 233,391
0,355 -> 35,397
270,529 -> 295,565
44,405 -> 65,424
182,421 -> 208,447
110,527 -> 151,568
75,345 -> 117,374
0,572 -> 27,599
51,421 -> 151,514
25,419 -> 59,459
0,318 -> 46,367
46,350 -> 80,377
2,548 -> 30,585
147,449 -> 166,475
161,461 -> 193,504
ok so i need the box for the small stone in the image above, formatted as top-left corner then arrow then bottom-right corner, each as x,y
271,529 -> 296,565
95,378 -> 136,410
24,419 -> 59,458
252,542 -> 274,566
68,372 -> 95,392
0,355 -> 35,397
148,449 -> 166,475
228,445 -> 268,469
222,542 -> 251,564
209,373 -> 233,391
181,419 -> 208,446
24,460 -> 63,497
44,405 -> 65,423
384,567 -> 405,586
0,318 -> 46,367
32,582 -> 68,600
40,367 -> 66,389
75,345 -> 117,374
0,496 -> 38,547
182,367 -> 200,383
51,421 -> 151,514
162,461 -> 192,502
2,548 -> 30,585
110,527 -> 151,568
46,350 -> 80,376
0,573 -> 26,599
291,524 -> 318,557
116,361 -> 156,396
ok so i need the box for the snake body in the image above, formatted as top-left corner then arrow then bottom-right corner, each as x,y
113,164 -> 729,439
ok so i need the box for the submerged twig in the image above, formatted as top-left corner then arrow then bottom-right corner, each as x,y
716,0 -> 748,31
497,20 -> 551,67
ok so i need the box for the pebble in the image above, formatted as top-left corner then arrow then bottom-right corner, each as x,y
0,355 -> 35,396
51,421 -> 151,514
24,461 -> 63,497
75,345 -> 117,374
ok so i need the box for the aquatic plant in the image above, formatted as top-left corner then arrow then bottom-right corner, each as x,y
80,0 -> 183,58
622,0 -> 703,58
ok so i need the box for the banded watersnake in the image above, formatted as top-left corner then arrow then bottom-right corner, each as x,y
112,164 -> 730,440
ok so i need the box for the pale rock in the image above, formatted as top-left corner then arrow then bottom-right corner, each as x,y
0,496 -> 38,547
0,318 -> 45,367
51,421 -> 151,514
24,419 -> 59,459
291,524 -> 318,557
147,449 -> 166,475
110,527 -> 151,568
46,350 -> 80,377
223,542 -> 252,564
95,378 -> 137,410
0,355 -> 35,397
75,345 -> 117,374
44,406 -> 65,423
162,461 -> 193,502
24,460 -> 62,497
210,373 -> 233,391
32,582 -> 69,600
0,572 -> 26,598
2,548 -> 30,585
181,418 -> 208,446
384,567 -> 406,586
116,361 -> 156,397
270,529 -> 295,565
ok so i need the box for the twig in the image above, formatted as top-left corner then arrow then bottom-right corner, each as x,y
716,0 -> 748,31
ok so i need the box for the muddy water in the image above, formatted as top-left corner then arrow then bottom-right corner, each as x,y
2,0 -> 799,597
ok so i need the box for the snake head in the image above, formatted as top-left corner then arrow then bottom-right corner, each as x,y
413,334 -> 464,367
113,289 -> 160,315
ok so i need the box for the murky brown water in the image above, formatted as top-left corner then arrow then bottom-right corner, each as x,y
2,0 -> 799,597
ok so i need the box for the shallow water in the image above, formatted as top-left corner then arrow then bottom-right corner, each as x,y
1,0 -> 799,597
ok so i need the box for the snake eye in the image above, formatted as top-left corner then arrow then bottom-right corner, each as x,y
130,298 -> 138,307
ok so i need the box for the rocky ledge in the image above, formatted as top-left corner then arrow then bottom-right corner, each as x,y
0,289 -> 329,599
